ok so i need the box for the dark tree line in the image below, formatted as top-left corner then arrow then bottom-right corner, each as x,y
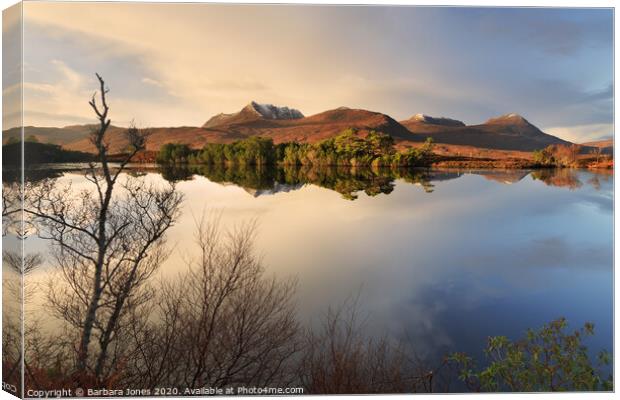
156,130 -> 436,168
2,141 -> 94,165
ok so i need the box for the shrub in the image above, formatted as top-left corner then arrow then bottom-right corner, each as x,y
449,318 -> 612,392
156,143 -> 192,164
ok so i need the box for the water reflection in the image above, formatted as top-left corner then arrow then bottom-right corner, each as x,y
161,164 -> 403,199
1,174 -> 23,396
532,169 -> 584,190
157,164 -> 607,198
6,164 -> 609,198
4,163 -> 613,393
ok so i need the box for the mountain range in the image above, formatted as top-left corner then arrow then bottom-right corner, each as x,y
3,101 -> 610,155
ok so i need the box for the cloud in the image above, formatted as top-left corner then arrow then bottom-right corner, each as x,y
50,59 -> 84,90
22,111 -> 95,127
583,83 -> 613,102
12,3 -> 612,142
141,77 -> 163,87
22,60 -> 94,126
469,8 -> 612,56
462,235 -> 612,273
200,79 -> 268,92
546,123 -> 613,143
2,4 -> 23,128
474,78 -> 613,130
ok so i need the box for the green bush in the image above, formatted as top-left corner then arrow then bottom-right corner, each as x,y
156,143 -> 192,164
449,318 -> 612,392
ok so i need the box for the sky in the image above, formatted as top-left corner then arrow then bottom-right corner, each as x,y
2,3 -> 614,142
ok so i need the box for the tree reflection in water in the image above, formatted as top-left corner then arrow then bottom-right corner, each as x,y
157,164 -> 608,199
158,163 -> 447,200
2,164 -> 610,393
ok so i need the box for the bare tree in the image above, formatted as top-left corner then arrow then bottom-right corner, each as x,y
123,213 -> 299,390
2,181 -> 21,236
25,74 -> 183,383
590,146 -> 603,164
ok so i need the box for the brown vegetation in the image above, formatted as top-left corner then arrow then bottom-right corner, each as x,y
297,295 -> 453,393
122,214 -> 299,390
7,104 -> 598,162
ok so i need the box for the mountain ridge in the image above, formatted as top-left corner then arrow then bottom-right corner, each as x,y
3,104 -> 583,154
403,113 -> 466,127
203,101 -> 304,128
400,112 -> 571,151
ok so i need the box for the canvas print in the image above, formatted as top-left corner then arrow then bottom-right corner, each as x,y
1,2 -> 614,397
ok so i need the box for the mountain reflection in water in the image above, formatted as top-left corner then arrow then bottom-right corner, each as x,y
156,164 -> 608,199
8,164 -> 609,198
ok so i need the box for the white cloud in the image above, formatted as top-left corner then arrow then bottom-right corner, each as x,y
546,123 -> 613,143
141,77 -> 163,87
16,2 -> 612,140
22,61 -> 93,126
50,59 -> 83,90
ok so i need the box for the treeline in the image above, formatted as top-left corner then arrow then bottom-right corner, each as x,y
2,141 -> 95,165
156,129 -> 435,168
532,143 -> 612,168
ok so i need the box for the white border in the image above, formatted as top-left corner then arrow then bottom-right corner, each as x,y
0,1 -> 616,400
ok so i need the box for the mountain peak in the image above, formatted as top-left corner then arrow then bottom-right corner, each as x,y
248,101 -> 304,120
481,113 -> 551,140
203,101 -> 304,128
485,113 -> 530,125
409,113 -> 465,127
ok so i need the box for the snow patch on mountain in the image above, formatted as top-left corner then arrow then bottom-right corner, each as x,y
412,113 -> 465,127
250,101 -> 304,120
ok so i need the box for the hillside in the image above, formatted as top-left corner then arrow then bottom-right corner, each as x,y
405,114 -> 466,127
3,125 -> 95,146
201,104 -> 418,142
581,139 -> 613,155
203,106 -> 419,143
401,113 -> 571,152
64,126 -> 249,153
3,104 -> 588,157
61,106 -> 423,153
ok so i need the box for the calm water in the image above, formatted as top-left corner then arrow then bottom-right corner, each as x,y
22,165 -> 614,365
